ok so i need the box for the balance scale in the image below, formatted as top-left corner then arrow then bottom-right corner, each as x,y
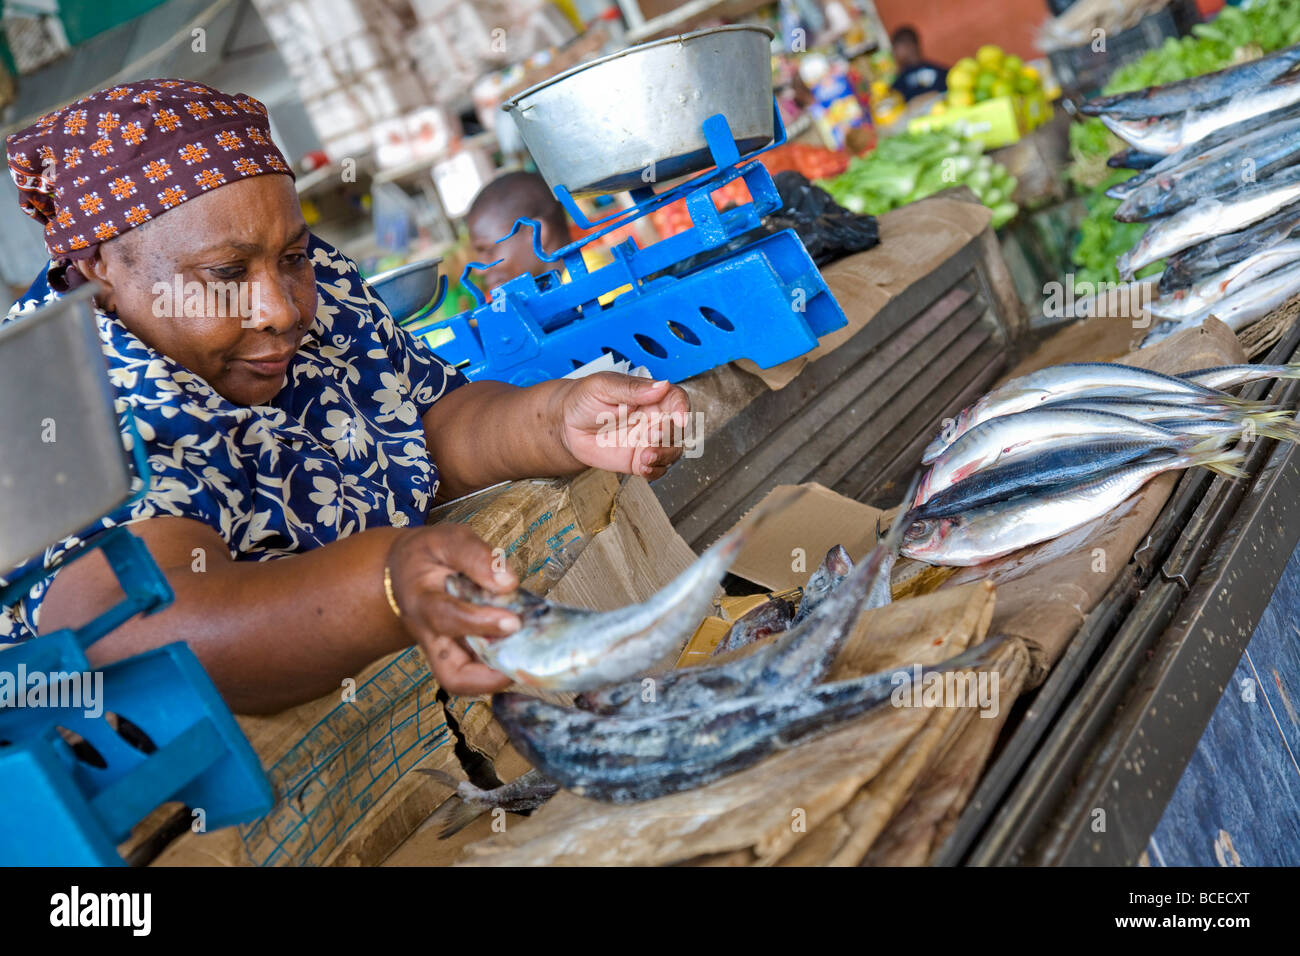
402,26 -> 848,385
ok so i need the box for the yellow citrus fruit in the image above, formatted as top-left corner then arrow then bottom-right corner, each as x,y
976,45 -> 1003,72
948,89 -> 975,108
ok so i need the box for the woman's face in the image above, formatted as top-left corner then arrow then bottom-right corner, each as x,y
82,174 -> 317,406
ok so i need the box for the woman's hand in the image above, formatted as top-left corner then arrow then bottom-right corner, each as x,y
386,524 -> 519,695
552,373 -> 692,481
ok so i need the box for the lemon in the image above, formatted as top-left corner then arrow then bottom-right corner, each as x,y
930,101 -> 948,116
990,79 -> 1013,98
948,89 -> 975,108
947,67 -> 976,91
1003,54 -> 1024,75
955,57 -> 979,75
975,45 -> 1003,72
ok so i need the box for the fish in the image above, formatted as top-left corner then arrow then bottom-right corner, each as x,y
1142,259 -> 1300,345
416,768 -> 559,838
790,544 -> 853,625
574,481 -> 917,720
922,363 -> 1234,463
916,408 -> 1211,507
1107,148 -> 1163,171
1106,105 -> 1300,202
902,447 -> 1247,566
1043,393 -> 1289,426
446,495 -> 793,692
1081,45 -> 1300,121
711,597 -> 795,656
491,637 -> 1008,803
1179,362 -> 1300,390
1117,165 -> 1300,279
1100,73 -> 1300,156
1114,118 -> 1300,223
911,439 -> 1190,520
1146,240 -> 1300,320
1158,201 -> 1300,294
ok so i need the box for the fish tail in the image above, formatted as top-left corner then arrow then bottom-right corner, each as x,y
424,796 -> 488,840
1187,447 -> 1249,480
1257,362 -> 1300,381
1241,412 -> 1300,443
1186,434 -> 1233,456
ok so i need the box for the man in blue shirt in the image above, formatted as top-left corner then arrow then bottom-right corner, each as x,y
891,26 -> 948,102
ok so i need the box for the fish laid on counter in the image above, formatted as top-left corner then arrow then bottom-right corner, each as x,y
1142,259 -> 1300,346
790,544 -> 854,625
1114,118 -> 1300,223
903,448 -> 1247,566
1044,395 -> 1297,432
1081,44 -> 1300,121
912,438 -> 1205,520
417,768 -> 559,838
1158,201 -> 1300,294
574,491 -> 916,720
712,597 -> 795,656
1117,165 -> 1300,279
922,363 -> 1235,463
916,407 -> 1210,507
1100,73 -> 1300,156
1147,240 -> 1300,320
447,496 -> 790,692
1106,105 -> 1300,203
713,543 -> 853,656
493,637 -> 1007,803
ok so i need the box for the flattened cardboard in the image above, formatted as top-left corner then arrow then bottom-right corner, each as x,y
729,482 -> 880,591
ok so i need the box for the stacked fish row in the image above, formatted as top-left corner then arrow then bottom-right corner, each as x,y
901,362 -> 1300,566
1083,44 -> 1300,345
430,508 -> 969,815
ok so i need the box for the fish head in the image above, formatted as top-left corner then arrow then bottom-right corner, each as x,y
823,544 -> 853,578
901,514 -> 961,559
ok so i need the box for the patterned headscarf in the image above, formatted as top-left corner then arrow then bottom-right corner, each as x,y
6,79 -> 295,290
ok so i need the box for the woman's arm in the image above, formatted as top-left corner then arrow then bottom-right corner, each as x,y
425,372 -> 691,500
37,516 -> 521,714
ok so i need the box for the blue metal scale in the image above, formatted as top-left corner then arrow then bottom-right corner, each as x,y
404,108 -> 847,385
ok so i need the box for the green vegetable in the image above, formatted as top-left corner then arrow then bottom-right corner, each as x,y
817,130 -> 1020,226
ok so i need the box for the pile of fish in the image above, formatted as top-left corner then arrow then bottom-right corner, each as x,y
902,361 -> 1300,566
1084,45 -> 1300,344
422,492 -> 983,824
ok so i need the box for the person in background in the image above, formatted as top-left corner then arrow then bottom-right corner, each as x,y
466,170 -> 628,303
466,171 -> 569,293
890,26 -> 948,102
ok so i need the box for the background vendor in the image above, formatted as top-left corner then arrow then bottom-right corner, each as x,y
1,79 -> 689,713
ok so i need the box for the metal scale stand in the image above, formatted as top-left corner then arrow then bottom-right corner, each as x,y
404,108 -> 848,385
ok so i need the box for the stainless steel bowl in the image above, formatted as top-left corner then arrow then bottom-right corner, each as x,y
367,257 -> 444,322
504,25 -> 776,197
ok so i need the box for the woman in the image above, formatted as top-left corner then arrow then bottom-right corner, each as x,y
1,79 -> 689,713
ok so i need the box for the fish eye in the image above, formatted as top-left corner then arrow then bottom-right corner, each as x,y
904,520 -> 930,540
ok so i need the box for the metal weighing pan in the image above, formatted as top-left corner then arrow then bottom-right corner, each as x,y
0,287 -> 134,574
504,25 -> 776,197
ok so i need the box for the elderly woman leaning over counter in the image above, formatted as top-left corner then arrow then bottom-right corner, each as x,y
0,79 -> 689,713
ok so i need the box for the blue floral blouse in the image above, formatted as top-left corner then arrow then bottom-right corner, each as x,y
0,235 -> 465,642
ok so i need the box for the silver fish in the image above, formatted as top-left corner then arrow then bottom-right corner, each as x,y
903,448 -> 1246,566
1147,240 -> 1300,320
448,496 -> 789,692
1142,258 -> 1300,345
1101,73 -> 1300,155
1082,45 -> 1300,121
1115,118 -> 1300,223
1043,394 -> 1283,424
417,768 -> 559,838
917,408 -> 1202,507
1117,165 -> 1300,280
492,638 -> 1008,803
912,439 -> 1188,520
1159,201 -> 1300,294
922,363 -> 1230,463
1107,105 -> 1300,202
